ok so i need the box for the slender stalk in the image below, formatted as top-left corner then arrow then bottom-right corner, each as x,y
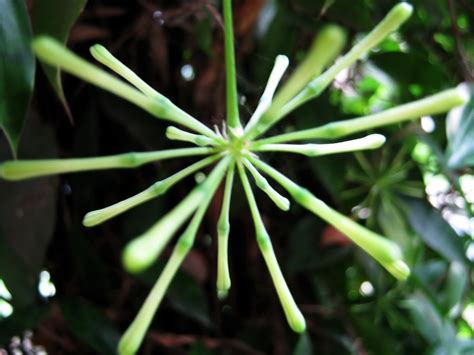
244,55 -> 289,133
122,157 -> 231,274
223,0 -> 242,132
266,25 -> 346,117
253,134 -> 386,157
83,154 -> 222,227
245,3 -> 413,140
166,126 -> 217,146
118,183 -> 220,355
0,148 -> 215,181
216,162 -> 235,299
248,156 -> 410,280
237,163 -> 306,333
33,37 -> 219,139
256,86 -> 469,145
118,245 -> 183,355
90,44 -> 159,97
242,159 -> 290,211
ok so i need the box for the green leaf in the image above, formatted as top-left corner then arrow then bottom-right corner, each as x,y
61,299 -> 120,355
0,304 -> 49,343
350,314 -> 401,355
403,292 -> 445,345
406,198 -> 467,264
0,115 -> 58,306
0,0 -> 35,156
0,232 -> 36,307
445,84 -> 474,169
167,270 -> 213,328
440,262 -> 467,317
32,0 -> 88,117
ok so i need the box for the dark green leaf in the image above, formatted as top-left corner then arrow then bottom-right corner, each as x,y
0,232 -> 36,307
350,314 -> 401,355
0,114 -> 58,306
403,292 -> 445,345
168,271 -> 213,328
61,299 -> 120,355
406,198 -> 467,263
0,0 -> 35,155
440,262 -> 467,317
0,304 -> 49,343
32,0 -> 87,117
187,341 -> 216,355
445,84 -> 474,169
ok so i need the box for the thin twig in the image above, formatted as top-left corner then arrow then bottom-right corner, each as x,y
447,0 -> 473,81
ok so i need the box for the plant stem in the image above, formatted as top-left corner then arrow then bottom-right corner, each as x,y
216,162 -> 235,299
83,154 -> 222,227
266,25 -> 346,117
256,86 -> 468,144
90,44 -> 159,97
166,126 -> 217,146
122,157 -> 231,274
248,156 -> 410,280
33,37 -> 219,139
245,3 -> 413,140
242,158 -> 290,211
244,55 -> 289,133
118,180 -> 222,355
0,147 -> 215,181
253,134 -> 385,157
237,163 -> 306,333
223,0 -> 242,133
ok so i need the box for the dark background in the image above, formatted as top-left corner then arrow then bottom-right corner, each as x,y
0,0 -> 473,354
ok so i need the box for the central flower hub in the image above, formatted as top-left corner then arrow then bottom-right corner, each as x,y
225,135 -> 251,161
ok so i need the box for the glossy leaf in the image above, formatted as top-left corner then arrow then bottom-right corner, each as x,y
0,0 -> 35,155
403,292 -> 445,345
32,0 -> 88,117
406,199 -> 467,264
445,84 -> 474,169
0,115 -> 58,306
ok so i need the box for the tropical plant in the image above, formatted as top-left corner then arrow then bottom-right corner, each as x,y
1,1 -> 472,354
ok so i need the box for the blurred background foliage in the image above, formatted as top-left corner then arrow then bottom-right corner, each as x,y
0,0 -> 473,354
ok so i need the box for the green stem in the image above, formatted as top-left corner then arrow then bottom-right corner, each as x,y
253,134 -> 385,157
237,163 -> 306,333
256,86 -> 468,145
83,154 -> 222,227
166,126 -> 218,146
33,37 -> 219,139
245,3 -> 413,140
0,147 -> 215,181
223,0 -> 242,132
244,55 -> 289,134
122,156 -> 231,274
266,25 -> 346,117
216,162 -> 235,299
248,156 -> 410,280
90,44 -> 159,97
242,158 -> 290,211
118,181 -> 221,355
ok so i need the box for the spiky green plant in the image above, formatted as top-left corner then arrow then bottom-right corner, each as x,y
0,2 -> 468,354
